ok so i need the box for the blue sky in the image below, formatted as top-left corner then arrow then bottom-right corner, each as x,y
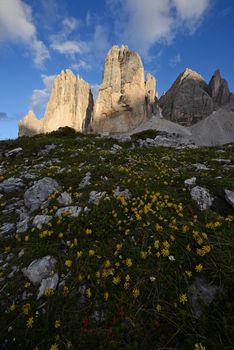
0,0 -> 234,140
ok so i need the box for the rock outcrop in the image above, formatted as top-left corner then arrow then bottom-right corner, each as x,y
159,68 -> 214,126
19,70 -> 93,136
91,45 -> 157,134
18,110 -> 42,137
209,69 -> 231,108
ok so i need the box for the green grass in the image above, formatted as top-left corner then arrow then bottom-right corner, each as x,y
0,133 -> 234,350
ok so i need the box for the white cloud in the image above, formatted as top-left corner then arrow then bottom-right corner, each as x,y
30,74 -> 56,113
170,53 -> 181,67
0,112 -> 8,120
50,16 -> 88,57
51,40 -> 89,56
70,60 -> 91,72
107,0 -> 210,55
0,0 -> 50,66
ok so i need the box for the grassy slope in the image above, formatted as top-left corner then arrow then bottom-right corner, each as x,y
0,130 -> 234,350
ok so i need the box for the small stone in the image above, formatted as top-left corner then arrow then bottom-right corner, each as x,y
114,186 -> 131,199
18,249 -> 25,258
22,256 -> 57,285
33,215 -> 52,229
0,177 -> 25,193
190,186 -> 214,211
37,273 -> 59,299
224,189 -> 234,208
79,172 -> 91,188
55,206 -> 82,218
184,177 -> 196,187
38,144 -> 57,155
24,177 -> 60,212
57,192 -> 72,206
0,223 -> 15,239
88,191 -> 106,205
188,277 -> 220,319
193,163 -> 209,171
5,147 -> 23,157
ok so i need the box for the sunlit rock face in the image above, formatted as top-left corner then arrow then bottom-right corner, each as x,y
159,68 -> 214,126
18,70 -> 93,136
91,45 -> 157,134
18,110 -> 42,137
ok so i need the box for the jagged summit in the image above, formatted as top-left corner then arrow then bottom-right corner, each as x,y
18,45 -> 233,137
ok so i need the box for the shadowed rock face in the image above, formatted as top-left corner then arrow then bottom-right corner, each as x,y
18,70 -> 93,137
159,68 -> 214,126
209,69 -> 231,108
91,45 -> 157,134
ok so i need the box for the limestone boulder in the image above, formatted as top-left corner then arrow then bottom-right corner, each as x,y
91,45 -> 155,134
159,68 -> 214,126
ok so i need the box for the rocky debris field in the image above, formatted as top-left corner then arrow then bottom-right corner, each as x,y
0,129 -> 234,349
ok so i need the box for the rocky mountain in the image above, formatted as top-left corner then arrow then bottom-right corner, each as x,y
19,70 -> 93,137
159,68 -> 232,126
91,45 -> 157,134
18,45 -> 233,139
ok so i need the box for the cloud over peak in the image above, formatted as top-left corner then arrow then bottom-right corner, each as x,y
107,0 -> 210,55
0,0 -> 49,66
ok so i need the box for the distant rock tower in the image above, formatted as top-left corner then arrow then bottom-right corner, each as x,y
18,69 -> 93,137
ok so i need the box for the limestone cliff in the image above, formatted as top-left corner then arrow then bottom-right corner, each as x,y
159,68 -> 214,126
19,70 -> 93,136
91,45 -> 156,134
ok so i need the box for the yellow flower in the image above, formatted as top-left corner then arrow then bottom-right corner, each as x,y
156,252 -> 161,258
179,293 -> 188,304
77,250 -> 83,258
26,317 -> 34,328
58,233 -> 63,238
154,240 -> 159,249
96,271 -> 101,278
85,229 -> 92,235
22,303 -> 30,315
185,270 -> 192,278
24,235 -> 29,241
155,223 -> 163,233
195,264 -> 203,272
24,282 -> 31,288
10,304 -> 16,312
88,250 -> 95,256
125,274 -> 130,282
104,292 -> 109,301
161,248 -> 170,257
116,243 -> 122,250
156,304 -> 162,312
162,240 -> 170,249
125,258 -> 133,267
194,343 -> 206,350
132,288 -> 140,298
65,260 -> 72,268
124,282 -> 130,289
63,286 -> 69,296
112,276 -> 121,285
50,344 -> 59,350
86,288 -> 92,299
54,320 -> 61,328
44,288 -> 54,297
140,251 -> 148,259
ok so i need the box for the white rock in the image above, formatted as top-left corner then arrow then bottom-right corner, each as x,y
57,192 -> 72,206
114,186 -> 131,199
33,215 -> 52,229
37,273 -> 59,299
184,177 -> 196,187
188,277 -> 220,319
193,163 -> 209,171
55,206 -> 82,218
5,147 -> 23,157
190,186 -> 214,211
88,191 -> 106,205
0,223 -> 15,239
24,177 -> 59,212
22,256 -> 57,285
0,177 -> 25,193
224,189 -> 234,208
79,172 -> 91,188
